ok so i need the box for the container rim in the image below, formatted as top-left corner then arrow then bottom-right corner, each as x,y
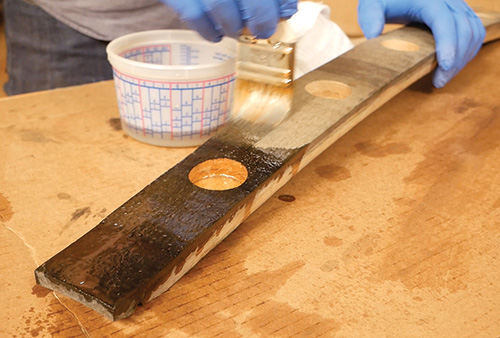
106,29 -> 236,72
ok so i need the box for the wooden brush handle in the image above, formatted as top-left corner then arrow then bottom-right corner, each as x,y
35,12 -> 500,321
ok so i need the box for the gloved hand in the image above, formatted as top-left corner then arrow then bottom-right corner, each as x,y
159,0 -> 298,42
358,0 -> 485,88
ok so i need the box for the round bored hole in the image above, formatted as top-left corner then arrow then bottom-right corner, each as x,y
189,158 -> 248,191
305,80 -> 352,100
381,39 -> 420,52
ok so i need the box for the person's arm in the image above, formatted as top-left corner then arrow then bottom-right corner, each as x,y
358,0 -> 486,88
159,0 -> 298,42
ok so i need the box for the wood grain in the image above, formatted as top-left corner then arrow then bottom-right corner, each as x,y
2,26 -> 500,338
34,13 -> 500,321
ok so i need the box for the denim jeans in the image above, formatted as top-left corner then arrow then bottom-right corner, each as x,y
3,0 -> 114,95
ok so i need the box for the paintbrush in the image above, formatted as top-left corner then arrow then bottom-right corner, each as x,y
231,21 -> 296,126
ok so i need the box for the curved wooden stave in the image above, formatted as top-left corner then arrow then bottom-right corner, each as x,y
35,12 -> 500,320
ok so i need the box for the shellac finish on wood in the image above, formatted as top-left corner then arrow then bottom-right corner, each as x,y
34,14 -> 500,320
1,12 -> 500,338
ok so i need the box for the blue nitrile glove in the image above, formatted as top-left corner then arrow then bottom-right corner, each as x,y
358,0 -> 486,88
159,0 -> 298,42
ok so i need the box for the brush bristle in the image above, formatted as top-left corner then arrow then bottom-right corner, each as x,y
232,78 -> 293,125
232,34 -> 295,126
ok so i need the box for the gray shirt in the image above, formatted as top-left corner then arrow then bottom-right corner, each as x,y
32,0 -> 187,41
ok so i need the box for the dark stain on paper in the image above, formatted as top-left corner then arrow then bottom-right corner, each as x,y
71,207 -> 91,221
109,118 -> 122,131
315,165 -> 351,182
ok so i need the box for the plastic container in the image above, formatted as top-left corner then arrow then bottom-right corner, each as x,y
106,30 -> 237,147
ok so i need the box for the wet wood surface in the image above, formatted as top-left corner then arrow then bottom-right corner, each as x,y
36,22 -> 442,320
33,14 -> 500,321
2,24 -> 500,338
